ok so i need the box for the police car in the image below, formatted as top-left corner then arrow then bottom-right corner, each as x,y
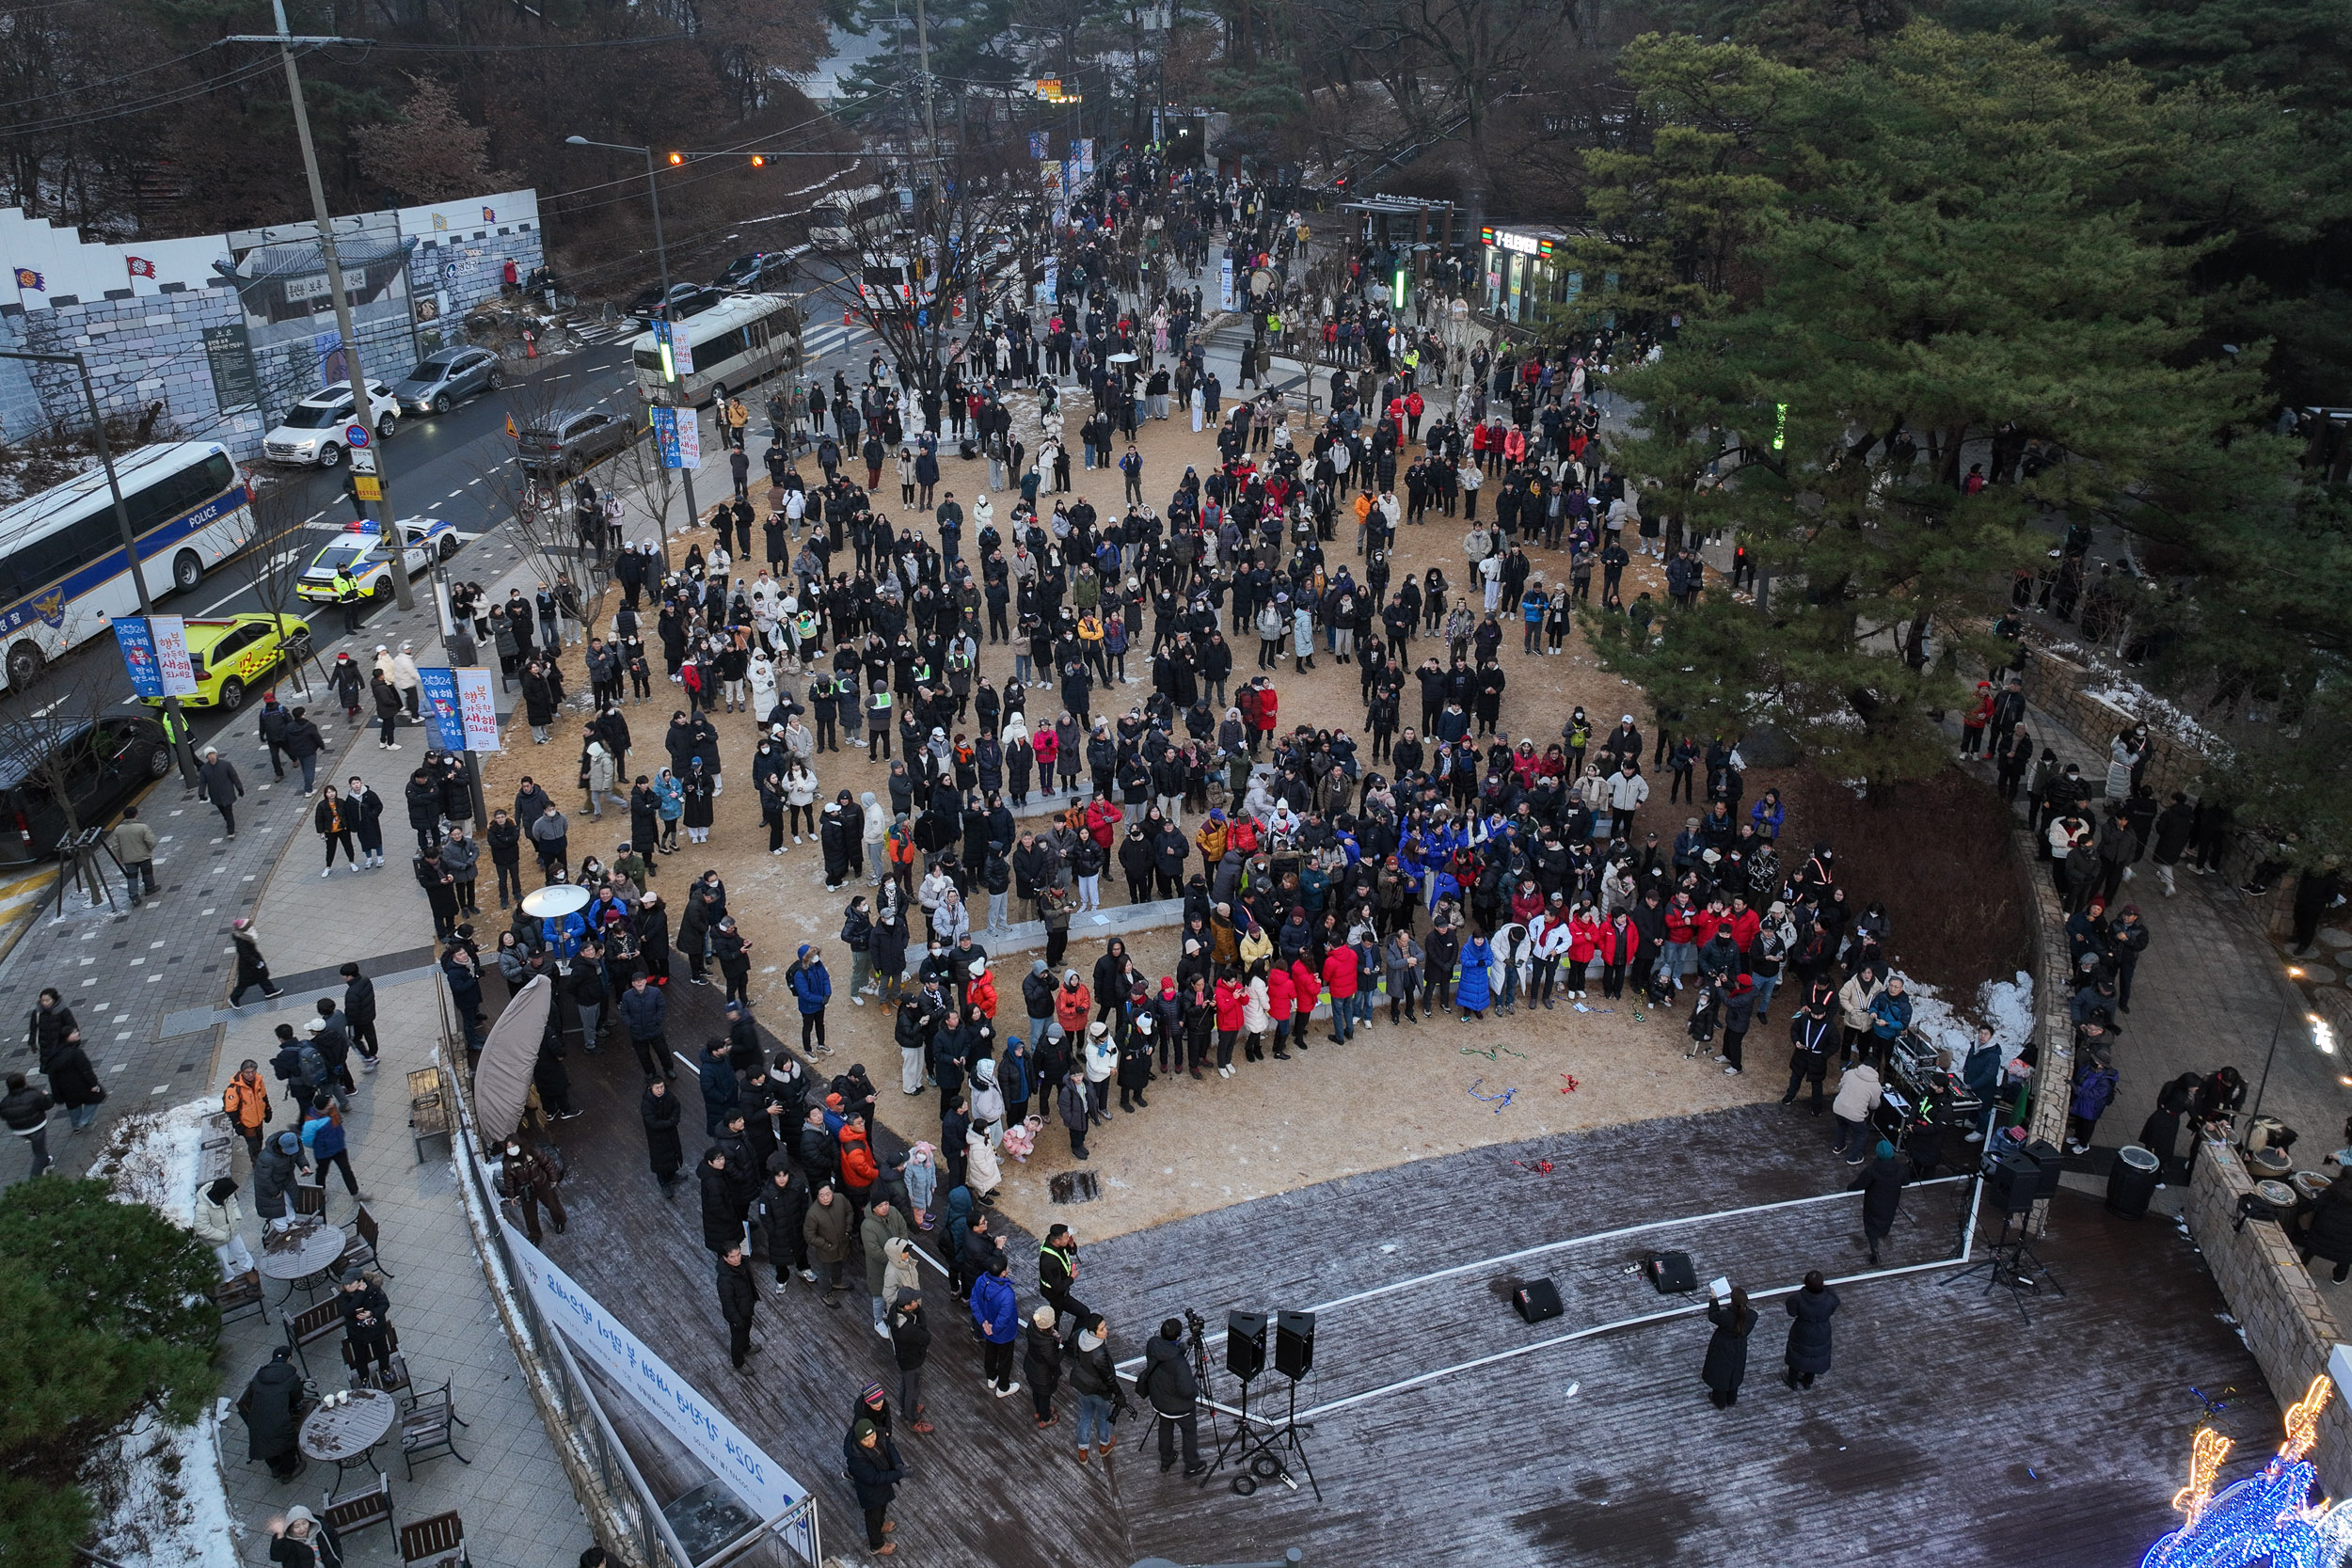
295,516 -> 461,605
139,613 -> 313,712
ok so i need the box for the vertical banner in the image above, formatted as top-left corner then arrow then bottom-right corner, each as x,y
501,1222 -> 820,1564
651,406 -> 701,470
1079,138 -> 1095,179
148,615 -> 198,697
455,668 -> 501,752
650,405 -> 680,468
1219,254 -> 1236,311
1028,132 -> 1048,160
416,667 -> 467,752
112,618 -> 163,700
1042,258 -> 1058,306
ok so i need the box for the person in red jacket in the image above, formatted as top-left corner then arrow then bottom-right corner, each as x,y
1263,961 -> 1296,1059
1597,913 -> 1640,1000
1289,957 -> 1320,1054
1213,976 -> 1247,1075
1725,898 -> 1762,957
1566,905 -> 1603,999
1254,682 -> 1279,746
1054,972 -> 1092,1037
1321,942 -> 1359,1044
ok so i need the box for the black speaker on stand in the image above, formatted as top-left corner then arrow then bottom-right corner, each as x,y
1942,1145 -> 2069,1323
1220,1310 -> 1323,1501
1197,1312 -> 1267,1477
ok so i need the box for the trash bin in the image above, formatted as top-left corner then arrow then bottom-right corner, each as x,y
2107,1144 -> 2161,1219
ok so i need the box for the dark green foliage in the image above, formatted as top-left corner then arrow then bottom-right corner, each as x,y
0,1178 -> 221,1568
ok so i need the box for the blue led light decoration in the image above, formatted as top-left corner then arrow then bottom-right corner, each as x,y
2141,1374 -> 2352,1568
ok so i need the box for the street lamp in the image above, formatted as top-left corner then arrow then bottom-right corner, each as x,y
564,135 -> 700,542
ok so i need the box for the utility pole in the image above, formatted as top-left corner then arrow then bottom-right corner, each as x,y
0,349 -> 202,789
248,0 -> 413,610
911,0 -> 942,166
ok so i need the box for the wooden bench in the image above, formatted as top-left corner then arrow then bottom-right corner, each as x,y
407,1067 -> 451,1163
398,1510 -> 470,1568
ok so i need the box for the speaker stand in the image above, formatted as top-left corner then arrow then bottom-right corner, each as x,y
1223,1377 -> 1322,1501
1195,1372 -> 1256,1483
1941,1208 -> 2065,1325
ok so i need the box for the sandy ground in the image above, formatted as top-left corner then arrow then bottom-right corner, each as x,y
477,390 -> 1770,1240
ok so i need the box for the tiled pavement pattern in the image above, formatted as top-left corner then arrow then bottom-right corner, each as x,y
203,990 -> 586,1564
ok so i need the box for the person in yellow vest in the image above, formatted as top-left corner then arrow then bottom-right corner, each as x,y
332,566 -> 362,634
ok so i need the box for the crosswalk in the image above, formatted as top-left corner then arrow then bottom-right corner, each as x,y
798,319 -> 875,367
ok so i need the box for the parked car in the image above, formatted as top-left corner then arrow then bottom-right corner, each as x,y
627,282 -> 722,324
516,408 -> 644,478
715,251 -> 796,293
262,381 -> 401,467
295,516 -> 460,606
392,347 -> 503,415
0,712 -> 170,867
138,613 -> 315,713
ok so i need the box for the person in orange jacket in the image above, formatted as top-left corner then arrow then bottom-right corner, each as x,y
1054,971 -> 1092,1038
223,1059 -> 272,1163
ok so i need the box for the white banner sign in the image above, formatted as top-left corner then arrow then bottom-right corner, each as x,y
149,615 -> 199,697
501,1221 -> 818,1561
1219,254 -> 1235,312
455,668 -> 501,752
676,409 -> 702,470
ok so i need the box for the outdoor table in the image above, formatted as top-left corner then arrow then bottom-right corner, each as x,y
299,1388 -> 397,1477
259,1218 -> 347,1301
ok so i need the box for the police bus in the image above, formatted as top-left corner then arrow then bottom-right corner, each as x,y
0,440 -> 252,691
629,293 -> 803,408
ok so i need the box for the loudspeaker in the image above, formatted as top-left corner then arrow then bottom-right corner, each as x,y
1645,1251 -> 1698,1295
1274,1309 -> 1315,1379
1513,1277 -> 1564,1324
1226,1311 -> 1266,1381
1989,1153 -> 2042,1214
2024,1139 -> 2066,1200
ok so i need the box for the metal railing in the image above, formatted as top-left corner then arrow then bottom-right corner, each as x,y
434,976 -> 820,1567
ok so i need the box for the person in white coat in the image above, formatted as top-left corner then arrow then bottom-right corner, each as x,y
1082,1020 -> 1116,1123
862,791 -> 891,885
748,649 -> 777,713
192,1177 -> 255,1279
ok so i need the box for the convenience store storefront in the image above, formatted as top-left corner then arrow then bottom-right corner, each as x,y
1479,225 -> 1575,325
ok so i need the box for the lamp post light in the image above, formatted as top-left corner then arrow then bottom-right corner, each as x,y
564,135 -> 701,544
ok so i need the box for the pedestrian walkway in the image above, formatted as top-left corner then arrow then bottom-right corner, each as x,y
204,974 -> 583,1563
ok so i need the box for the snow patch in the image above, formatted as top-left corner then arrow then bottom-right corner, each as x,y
85,1098 -> 214,1227
1900,970 -> 2035,1068
85,1407 -> 240,1568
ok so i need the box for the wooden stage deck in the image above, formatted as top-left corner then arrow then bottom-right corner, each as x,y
531,986 -> 2284,1568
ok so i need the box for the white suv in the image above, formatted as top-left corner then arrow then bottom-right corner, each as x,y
262,380 -> 402,467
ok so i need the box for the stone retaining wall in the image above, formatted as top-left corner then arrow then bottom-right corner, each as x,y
2184,1134 -> 2352,1495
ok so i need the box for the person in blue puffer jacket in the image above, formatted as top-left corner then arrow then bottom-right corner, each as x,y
970,1254 -> 1022,1398
300,1100 -> 363,1201
1454,932 -> 1494,1021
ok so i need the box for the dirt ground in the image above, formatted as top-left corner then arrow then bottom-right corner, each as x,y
478,390 -> 1784,1240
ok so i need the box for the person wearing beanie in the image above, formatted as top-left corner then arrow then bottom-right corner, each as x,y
843,1415 -> 907,1555
1846,1139 -> 1911,1264
192,1175 -> 253,1279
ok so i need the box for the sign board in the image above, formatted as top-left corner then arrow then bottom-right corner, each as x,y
112,617 -> 164,700
501,1222 -> 819,1564
652,321 -> 694,378
417,667 -> 467,752
352,475 -> 382,501
349,448 -> 377,475
1219,254 -> 1235,311
649,406 -> 702,471
345,424 -> 370,449
200,325 -> 261,412
142,615 -> 198,697
1029,132 -> 1048,160
455,668 -> 500,751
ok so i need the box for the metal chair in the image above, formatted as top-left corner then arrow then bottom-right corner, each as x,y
213,1270 -> 270,1327
341,1326 -> 409,1397
321,1470 -> 397,1552
399,1381 -> 469,1481
291,1183 -> 327,1218
335,1205 -> 391,1278
284,1296 -> 344,1379
397,1510 -> 470,1568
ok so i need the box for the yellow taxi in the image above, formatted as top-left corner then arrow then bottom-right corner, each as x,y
139,613 -> 315,713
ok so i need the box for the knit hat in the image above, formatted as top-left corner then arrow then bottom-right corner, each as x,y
860,1381 -> 886,1406
1875,1139 -> 1895,1160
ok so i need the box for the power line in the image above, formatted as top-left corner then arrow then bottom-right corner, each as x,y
0,49 -> 298,138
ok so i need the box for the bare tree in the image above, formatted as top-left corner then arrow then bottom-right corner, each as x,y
472,372 -> 626,690
225,475 -> 326,702
0,617 -> 165,913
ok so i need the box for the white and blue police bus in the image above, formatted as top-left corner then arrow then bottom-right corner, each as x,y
0,439 -> 252,691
